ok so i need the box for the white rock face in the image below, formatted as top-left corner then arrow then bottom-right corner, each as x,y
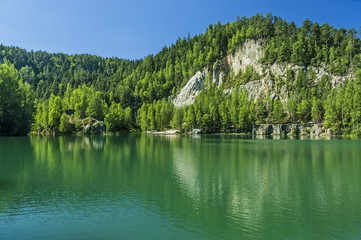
173,40 -> 355,107
226,40 -> 264,76
173,70 -> 208,107
212,63 -> 225,87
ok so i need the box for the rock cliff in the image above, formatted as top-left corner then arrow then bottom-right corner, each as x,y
173,40 -> 354,107
173,70 -> 208,107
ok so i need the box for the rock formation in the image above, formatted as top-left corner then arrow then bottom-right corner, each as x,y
173,40 -> 354,107
173,70 -> 208,107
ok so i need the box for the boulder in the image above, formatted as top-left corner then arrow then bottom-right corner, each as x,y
92,121 -> 105,134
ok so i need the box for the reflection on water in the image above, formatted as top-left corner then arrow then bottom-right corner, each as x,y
0,135 -> 361,239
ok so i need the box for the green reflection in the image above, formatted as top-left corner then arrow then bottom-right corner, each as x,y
0,135 -> 361,239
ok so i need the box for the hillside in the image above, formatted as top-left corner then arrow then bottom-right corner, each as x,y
1,14 -> 361,135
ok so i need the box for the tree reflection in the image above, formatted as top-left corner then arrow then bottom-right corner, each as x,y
0,135 -> 360,239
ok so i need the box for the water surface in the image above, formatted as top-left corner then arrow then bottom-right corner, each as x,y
0,135 -> 361,239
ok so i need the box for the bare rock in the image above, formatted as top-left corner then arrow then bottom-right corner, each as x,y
173,70 -> 207,107
92,121 -> 105,134
173,40 -> 355,108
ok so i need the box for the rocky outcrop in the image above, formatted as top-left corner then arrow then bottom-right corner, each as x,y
252,123 -> 329,136
84,120 -> 106,134
92,121 -> 105,134
226,40 -> 264,75
173,40 -> 355,107
173,70 -> 208,107
212,62 -> 226,87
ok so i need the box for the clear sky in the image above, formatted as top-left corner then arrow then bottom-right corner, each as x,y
0,0 -> 360,60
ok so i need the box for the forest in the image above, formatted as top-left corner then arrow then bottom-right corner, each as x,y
1,13 -> 361,135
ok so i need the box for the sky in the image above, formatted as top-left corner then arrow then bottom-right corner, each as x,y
0,0 -> 360,60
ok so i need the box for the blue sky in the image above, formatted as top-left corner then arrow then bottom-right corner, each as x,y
0,0 -> 360,60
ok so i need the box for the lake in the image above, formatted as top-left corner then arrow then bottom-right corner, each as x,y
1,135 -> 361,239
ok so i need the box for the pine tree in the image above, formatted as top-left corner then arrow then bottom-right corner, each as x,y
311,97 -> 322,123
186,105 -> 197,131
272,98 -> 285,124
297,100 -> 310,123
171,108 -> 184,131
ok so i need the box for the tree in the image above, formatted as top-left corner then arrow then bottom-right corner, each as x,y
62,83 -> 72,110
287,95 -> 297,122
138,103 -> 148,131
352,89 -> 361,133
59,113 -> 73,134
124,107 -> 132,129
272,98 -> 285,124
72,84 -> 91,119
87,91 -> 106,120
230,90 -> 239,131
0,60 -> 35,135
147,103 -> 156,130
186,105 -> 197,131
297,100 -> 310,123
171,108 -> 184,131
324,91 -> 338,130
33,102 -> 45,133
238,90 -> 250,132
219,101 -> 230,131
48,95 -> 63,130
238,104 -> 250,132
255,95 -> 266,123
104,102 -> 124,132
311,97 -> 322,123
17,80 -> 35,135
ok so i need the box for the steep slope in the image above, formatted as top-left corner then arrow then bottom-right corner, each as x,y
174,40 -> 355,108
2,14 -> 361,135
173,70 -> 208,107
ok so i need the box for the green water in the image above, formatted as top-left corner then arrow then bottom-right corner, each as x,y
0,135 -> 361,240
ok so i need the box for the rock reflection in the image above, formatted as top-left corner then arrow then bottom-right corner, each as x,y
0,135 -> 361,239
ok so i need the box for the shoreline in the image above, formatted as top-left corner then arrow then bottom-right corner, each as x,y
16,122 -> 361,138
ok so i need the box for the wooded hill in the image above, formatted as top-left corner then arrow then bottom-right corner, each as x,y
1,13 -> 361,135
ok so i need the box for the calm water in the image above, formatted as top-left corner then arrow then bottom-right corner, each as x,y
0,135 -> 361,240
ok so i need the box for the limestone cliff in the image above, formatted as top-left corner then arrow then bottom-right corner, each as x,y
173,70 -> 208,107
173,40 -> 354,107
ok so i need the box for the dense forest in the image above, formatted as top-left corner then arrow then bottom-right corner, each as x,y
1,14 -> 361,135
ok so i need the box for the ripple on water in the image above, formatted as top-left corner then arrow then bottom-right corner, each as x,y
2,136 -> 361,240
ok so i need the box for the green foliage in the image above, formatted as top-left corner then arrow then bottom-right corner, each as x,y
272,98 -> 285,124
2,14 -> 361,135
287,95 -> 297,122
185,105 -> 197,131
171,108 -> 184,131
234,66 -> 260,85
137,98 -> 174,131
324,90 -> 339,130
311,97 -> 323,123
48,95 -> 63,130
87,91 -> 106,120
33,102 -> 47,133
0,60 -> 35,135
254,95 -> 266,124
104,102 -> 127,132
59,113 -> 73,134
297,100 -> 311,123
